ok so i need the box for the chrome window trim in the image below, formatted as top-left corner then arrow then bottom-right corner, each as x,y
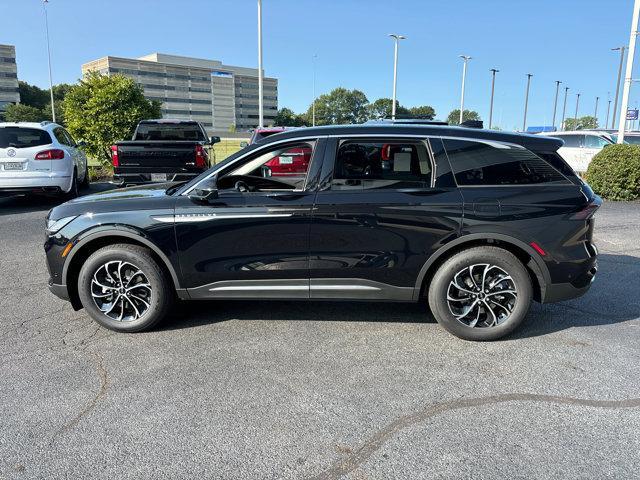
181,135 -> 325,195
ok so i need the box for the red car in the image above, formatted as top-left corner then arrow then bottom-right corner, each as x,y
250,127 -> 310,179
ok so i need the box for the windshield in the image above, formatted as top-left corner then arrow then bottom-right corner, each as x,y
0,127 -> 52,149
134,122 -> 206,141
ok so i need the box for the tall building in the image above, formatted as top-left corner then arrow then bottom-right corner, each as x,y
82,53 -> 277,133
0,44 -> 20,118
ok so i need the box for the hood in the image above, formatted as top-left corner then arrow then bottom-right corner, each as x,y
48,183 -> 177,220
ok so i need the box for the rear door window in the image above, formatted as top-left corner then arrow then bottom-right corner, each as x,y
556,135 -> 583,148
442,139 -> 570,186
134,122 -> 207,141
0,127 -> 52,149
331,140 -> 432,190
584,135 -> 611,148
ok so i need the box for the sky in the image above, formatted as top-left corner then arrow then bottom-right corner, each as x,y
0,0 -> 637,130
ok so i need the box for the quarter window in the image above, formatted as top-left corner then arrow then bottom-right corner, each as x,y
556,135 -> 583,148
332,140 -> 432,190
584,135 -> 611,149
443,139 -> 569,186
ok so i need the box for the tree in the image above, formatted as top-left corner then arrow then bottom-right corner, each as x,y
367,98 -> 409,119
4,103 -> 45,122
63,73 -> 161,164
563,116 -> 598,130
17,81 -> 49,110
447,109 -> 481,125
274,107 -> 307,127
408,105 -> 436,119
307,87 -> 369,125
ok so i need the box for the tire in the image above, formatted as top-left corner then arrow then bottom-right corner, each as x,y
77,243 -> 173,332
428,246 -> 532,341
80,163 -> 90,188
64,169 -> 78,199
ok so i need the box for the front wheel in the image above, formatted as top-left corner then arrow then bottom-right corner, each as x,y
428,246 -> 532,341
77,244 -> 173,332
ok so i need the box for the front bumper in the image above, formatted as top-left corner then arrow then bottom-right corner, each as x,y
48,280 -> 70,301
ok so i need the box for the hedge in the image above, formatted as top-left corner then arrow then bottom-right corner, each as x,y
584,144 -> 640,201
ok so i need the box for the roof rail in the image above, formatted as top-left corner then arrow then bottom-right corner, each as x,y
40,120 -> 52,126
367,116 -> 448,126
459,120 -> 483,129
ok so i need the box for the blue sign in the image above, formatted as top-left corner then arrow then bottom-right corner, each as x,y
626,109 -> 638,120
526,126 -> 557,133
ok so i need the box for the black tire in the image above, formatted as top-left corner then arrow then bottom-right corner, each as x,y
77,243 -> 173,332
64,169 -> 79,199
428,246 -> 532,341
80,163 -> 90,188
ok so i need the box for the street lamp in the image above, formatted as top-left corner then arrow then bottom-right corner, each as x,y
617,0 -> 640,143
43,0 -> 55,123
257,0 -> 264,128
574,93 -> 581,125
388,34 -> 406,120
605,92 -> 612,127
561,87 -> 569,131
459,55 -> 472,124
612,46 -> 626,129
523,73 -> 533,132
594,96 -> 599,123
312,54 -> 317,126
488,68 -> 499,129
552,80 -> 562,129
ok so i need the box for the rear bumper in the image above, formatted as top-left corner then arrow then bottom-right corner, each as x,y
541,259 -> 598,303
112,172 -> 201,186
0,174 -> 72,192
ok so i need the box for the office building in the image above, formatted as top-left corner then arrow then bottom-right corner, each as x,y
0,44 -> 20,118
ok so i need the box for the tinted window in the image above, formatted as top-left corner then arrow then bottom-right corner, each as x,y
556,135 -> 583,148
584,135 -> 611,148
134,122 -> 206,141
63,128 -> 77,146
443,139 -> 569,186
54,127 -> 72,146
332,140 -> 432,190
623,135 -> 640,145
0,127 -> 52,149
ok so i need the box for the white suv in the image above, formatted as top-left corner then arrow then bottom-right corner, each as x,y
539,131 -> 613,174
0,121 -> 88,197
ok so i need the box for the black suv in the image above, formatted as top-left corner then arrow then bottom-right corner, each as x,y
45,124 -> 600,340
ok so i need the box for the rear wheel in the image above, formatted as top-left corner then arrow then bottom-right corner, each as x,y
80,162 -> 90,188
77,244 -> 173,332
428,246 -> 532,341
64,169 -> 78,199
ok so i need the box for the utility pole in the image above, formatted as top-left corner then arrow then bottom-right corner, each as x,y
594,96 -> 599,124
605,92 -> 612,127
257,0 -> 264,128
312,54 -> 317,126
43,0 -> 55,123
523,73 -> 533,132
488,68 -> 498,129
574,93 -> 581,125
459,55 -> 472,124
561,86 -> 569,130
617,0 -> 640,143
612,46 -> 626,129
552,80 -> 562,129
389,34 -> 406,120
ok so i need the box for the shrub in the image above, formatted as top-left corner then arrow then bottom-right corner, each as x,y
584,144 -> 640,201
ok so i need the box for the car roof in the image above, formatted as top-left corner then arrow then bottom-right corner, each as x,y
257,124 -> 563,151
0,121 -> 59,130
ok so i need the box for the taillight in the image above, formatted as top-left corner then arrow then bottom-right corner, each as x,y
195,145 -> 207,169
570,200 -> 601,220
35,149 -> 65,160
111,145 -> 119,167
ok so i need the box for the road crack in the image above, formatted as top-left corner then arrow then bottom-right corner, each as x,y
310,393 -> 640,480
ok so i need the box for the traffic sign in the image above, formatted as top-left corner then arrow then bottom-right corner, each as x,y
626,109 -> 639,120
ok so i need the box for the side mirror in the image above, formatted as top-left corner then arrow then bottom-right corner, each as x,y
77,140 -> 87,147
188,175 -> 219,203
209,136 -> 221,145
261,165 -> 272,177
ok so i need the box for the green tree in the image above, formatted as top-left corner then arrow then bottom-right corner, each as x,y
307,87 -> 369,125
563,116 -> 598,130
42,100 -> 65,124
367,98 -> 409,119
17,81 -> 49,110
274,107 -> 307,126
4,103 -> 45,122
447,109 -> 481,126
52,83 -> 73,102
408,105 -> 436,119
63,73 -> 161,164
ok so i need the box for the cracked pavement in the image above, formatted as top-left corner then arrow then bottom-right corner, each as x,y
0,186 -> 639,479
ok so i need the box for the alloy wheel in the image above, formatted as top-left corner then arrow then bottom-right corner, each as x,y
446,263 -> 518,328
90,260 -> 152,322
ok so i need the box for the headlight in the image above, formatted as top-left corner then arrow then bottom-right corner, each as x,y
46,216 -> 77,233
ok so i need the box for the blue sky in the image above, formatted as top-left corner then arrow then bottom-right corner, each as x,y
0,0 -> 636,130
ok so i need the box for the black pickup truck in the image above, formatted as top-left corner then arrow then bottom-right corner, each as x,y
111,119 -> 220,186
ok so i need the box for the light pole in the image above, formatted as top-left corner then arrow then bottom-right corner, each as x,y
459,55 -> 472,124
552,80 -> 562,129
522,73 -> 533,132
389,34 -> 406,120
612,46 -> 626,129
312,54 -> 317,126
606,92 -> 611,127
618,0 -> 640,143
594,96 -> 599,124
488,68 -> 498,129
257,0 -> 264,128
43,0 -> 55,123
561,86 -> 569,130
574,93 -> 581,125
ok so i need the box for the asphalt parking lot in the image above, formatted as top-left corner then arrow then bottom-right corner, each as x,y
0,185 -> 639,479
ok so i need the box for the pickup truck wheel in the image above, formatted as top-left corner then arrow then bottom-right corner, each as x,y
77,244 -> 173,332
428,246 -> 532,341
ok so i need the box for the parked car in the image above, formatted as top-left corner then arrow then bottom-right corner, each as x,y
249,126 -> 309,179
538,131 -> 613,173
111,119 -> 219,186
0,121 -> 88,197
586,129 -> 640,145
45,123 -> 600,341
